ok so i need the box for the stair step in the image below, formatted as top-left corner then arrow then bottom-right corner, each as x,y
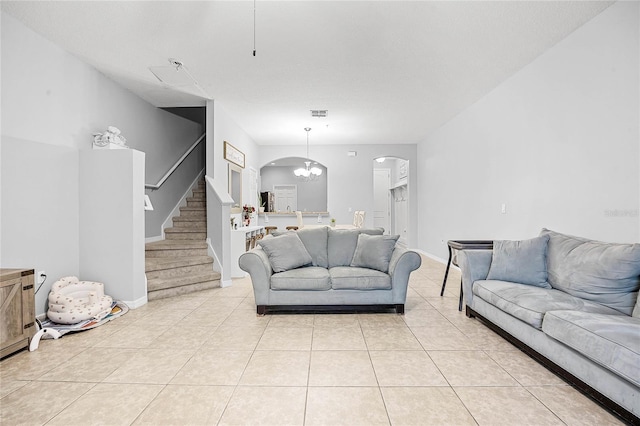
165,228 -> 206,240
145,255 -> 213,272
146,262 -> 214,280
172,221 -> 206,229
148,279 -> 220,301
147,272 -> 221,292
179,206 -> 206,217
186,199 -> 206,208
145,240 -> 208,257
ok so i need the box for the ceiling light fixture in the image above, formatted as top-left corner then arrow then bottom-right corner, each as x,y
294,127 -> 322,180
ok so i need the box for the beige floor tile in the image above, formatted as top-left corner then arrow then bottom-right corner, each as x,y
358,313 -> 407,328
370,350 -> 448,386
134,384 -> 234,425
222,308 -> 271,327
527,385 -> 624,425
180,308 -> 233,326
305,387 -> 389,425
313,313 -> 360,327
0,378 -> 28,398
92,324 -> 168,349
267,314 -> 315,327
147,324 -> 214,350
0,381 -> 94,425
170,350 -> 252,385
411,324 -> 478,350
103,349 -> 194,384
36,347 -> 138,382
362,327 -> 422,350
382,387 -> 476,425
309,351 -> 377,386
202,325 -> 265,351
402,308 -> 452,328
429,351 -> 518,386
462,326 -> 518,351
0,344 -> 87,381
239,350 -> 310,386
219,386 -> 307,425
405,296 -> 432,311
454,386 -> 564,425
129,308 -> 193,327
312,325 -> 367,350
487,350 -> 565,386
46,383 -> 163,426
256,326 -> 313,350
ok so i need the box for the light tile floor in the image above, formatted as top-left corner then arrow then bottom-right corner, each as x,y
0,256 -> 623,425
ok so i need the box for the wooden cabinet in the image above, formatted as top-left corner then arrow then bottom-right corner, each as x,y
1,269 -> 36,358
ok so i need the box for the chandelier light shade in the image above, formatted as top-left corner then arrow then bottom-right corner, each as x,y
294,128 -> 322,180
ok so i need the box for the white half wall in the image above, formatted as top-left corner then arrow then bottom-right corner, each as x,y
417,1 -> 639,260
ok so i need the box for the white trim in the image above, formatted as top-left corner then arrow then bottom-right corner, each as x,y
122,294 -> 148,309
220,279 -> 233,288
207,238 -> 222,275
145,235 -> 164,243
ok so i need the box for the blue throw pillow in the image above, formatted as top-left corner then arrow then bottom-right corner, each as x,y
486,235 -> 551,288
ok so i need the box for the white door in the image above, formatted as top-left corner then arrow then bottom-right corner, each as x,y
373,169 -> 391,234
274,185 -> 297,212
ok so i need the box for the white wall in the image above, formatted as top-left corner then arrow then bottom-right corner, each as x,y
0,12 -> 201,313
417,1 -> 640,260
259,144 -> 418,247
260,165 -> 328,212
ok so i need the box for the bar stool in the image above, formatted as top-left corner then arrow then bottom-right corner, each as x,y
265,226 -> 277,235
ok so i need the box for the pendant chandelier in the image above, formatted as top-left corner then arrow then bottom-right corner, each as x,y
294,127 -> 322,180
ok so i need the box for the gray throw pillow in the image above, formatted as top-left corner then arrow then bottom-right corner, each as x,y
350,234 -> 400,273
328,228 -> 384,268
541,228 -> 640,315
257,232 -> 312,273
486,235 -> 551,288
296,227 -> 329,268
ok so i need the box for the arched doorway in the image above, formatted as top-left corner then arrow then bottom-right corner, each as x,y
373,157 -> 409,245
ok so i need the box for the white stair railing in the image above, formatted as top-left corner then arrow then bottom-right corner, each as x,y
145,133 -> 205,190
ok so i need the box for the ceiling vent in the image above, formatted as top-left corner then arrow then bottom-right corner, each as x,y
310,110 -> 328,118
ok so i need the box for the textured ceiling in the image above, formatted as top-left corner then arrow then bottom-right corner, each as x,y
2,1 -> 613,145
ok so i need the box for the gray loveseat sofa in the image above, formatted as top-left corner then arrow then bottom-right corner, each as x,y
458,228 -> 640,423
239,227 -> 421,315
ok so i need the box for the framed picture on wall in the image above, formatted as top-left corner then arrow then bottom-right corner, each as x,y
224,141 -> 245,168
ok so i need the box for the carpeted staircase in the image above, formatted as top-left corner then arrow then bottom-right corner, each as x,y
145,180 -> 221,300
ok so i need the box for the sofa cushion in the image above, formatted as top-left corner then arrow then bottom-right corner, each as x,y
540,228 -> 640,315
542,310 -> 640,387
486,235 -> 550,288
351,234 -> 399,273
257,232 -> 312,273
633,296 -> 640,318
296,227 -> 329,268
330,266 -> 391,290
473,280 -> 625,329
270,267 -> 331,291
327,228 -> 383,268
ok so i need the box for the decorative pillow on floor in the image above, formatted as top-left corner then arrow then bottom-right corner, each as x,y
258,232 -> 312,272
350,234 -> 399,273
486,235 -> 551,288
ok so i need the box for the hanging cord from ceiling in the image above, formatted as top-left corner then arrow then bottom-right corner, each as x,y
253,0 -> 257,56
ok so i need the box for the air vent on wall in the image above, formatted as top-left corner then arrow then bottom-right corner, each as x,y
310,110 -> 328,118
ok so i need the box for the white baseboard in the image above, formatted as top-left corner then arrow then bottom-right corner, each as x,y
413,249 -> 460,271
123,295 -> 148,309
145,235 -> 164,243
220,279 -> 233,288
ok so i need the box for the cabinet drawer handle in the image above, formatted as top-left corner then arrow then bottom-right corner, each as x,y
23,285 -> 34,290
24,322 -> 35,329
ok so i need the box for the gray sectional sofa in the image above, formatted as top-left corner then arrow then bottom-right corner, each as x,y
239,227 -> 421,314
458,228 -> 640,424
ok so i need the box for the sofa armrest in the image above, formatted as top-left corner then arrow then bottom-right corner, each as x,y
239,247 -> 273,304
457,249 -> 493,306
389,247 -> 422,303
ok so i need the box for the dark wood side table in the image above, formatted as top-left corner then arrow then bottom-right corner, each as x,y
440,240 -> 493,311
